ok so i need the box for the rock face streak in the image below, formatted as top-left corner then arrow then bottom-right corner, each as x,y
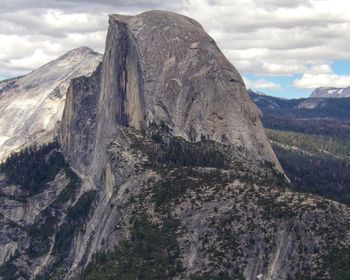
60,11 -> 282,179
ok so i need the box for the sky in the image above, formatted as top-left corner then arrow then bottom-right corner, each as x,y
0,0 -> 350,98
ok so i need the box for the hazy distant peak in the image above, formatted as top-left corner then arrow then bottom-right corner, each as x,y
63,46 -> 99,56
310,86 -> 350,98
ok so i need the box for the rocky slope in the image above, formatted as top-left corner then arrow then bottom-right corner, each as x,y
0,47 -> 102,161
1,127 -> 350,280
2,10 -> 350,280
310,86 -> 350,98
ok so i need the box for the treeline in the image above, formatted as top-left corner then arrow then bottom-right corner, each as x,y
160,138 -> 226,168
262,117 -> 350,140
267,129 -> 350,160
0,141 -> 66,194
273,144 -> 350,205
131,125 -> 228,169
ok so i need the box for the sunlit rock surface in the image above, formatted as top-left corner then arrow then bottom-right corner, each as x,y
0,47 -> 102,161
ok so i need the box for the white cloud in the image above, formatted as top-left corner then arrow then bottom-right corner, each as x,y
244,77 -> 281,91
42,10 -> 102,32
293,73 -> 350,89
293,64 -> 350,89
305,64 -> 333,75
9,49 -> 56,70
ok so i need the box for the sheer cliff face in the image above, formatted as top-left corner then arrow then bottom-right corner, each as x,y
0,47 -> 102,161
59,11 -> 282,178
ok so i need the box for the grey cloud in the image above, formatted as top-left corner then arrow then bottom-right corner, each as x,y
254,0 -> 312,8
1,0 -> 350,81
1,9 -> 107,37
1,0 -> 185,12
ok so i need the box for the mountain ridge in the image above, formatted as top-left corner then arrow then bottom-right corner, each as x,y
310,86 -> 350,98
0,47 -> 102,161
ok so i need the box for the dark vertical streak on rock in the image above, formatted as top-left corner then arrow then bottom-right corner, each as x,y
113,21 -> 145,128
115,23 -> 129,127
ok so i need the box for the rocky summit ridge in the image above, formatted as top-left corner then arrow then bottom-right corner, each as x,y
310,86 -> 350,98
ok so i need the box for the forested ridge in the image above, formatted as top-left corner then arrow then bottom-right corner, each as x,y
250,91 -> 350,205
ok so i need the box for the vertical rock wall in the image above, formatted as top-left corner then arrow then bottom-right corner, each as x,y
59,10 -> 283,184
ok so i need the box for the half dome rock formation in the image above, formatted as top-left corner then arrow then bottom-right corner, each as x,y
0,47 -> 102,161
59,10 -> 282,177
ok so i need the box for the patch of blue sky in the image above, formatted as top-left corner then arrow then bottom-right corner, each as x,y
331,60 -> 350,75
245,73 -> 316,99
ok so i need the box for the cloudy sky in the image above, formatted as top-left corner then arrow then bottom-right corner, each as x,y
1,0 -> 350,98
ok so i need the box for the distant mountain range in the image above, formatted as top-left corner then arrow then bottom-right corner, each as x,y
310,86 -> 350,98
249,88 -> 350,207
249,89 -> 350,118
